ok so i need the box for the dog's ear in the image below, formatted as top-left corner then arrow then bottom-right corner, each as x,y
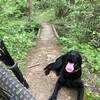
54,55 -> 65,68
53,55 -> 66,76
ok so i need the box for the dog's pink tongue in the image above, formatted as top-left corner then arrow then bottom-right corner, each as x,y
65,62 -> 74,73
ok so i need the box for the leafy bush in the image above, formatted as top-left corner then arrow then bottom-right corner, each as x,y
0,0 -> 27,17
0,16 -> 39,74
0,0 -> 41,73
54,0 -> 70,17
55,0 -> 100,71
0,18 -> 38,60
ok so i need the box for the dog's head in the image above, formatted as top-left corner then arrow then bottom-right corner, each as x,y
0,40 -> 14,66
64,50 -> 82,73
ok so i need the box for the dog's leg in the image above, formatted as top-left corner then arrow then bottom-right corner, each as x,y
44,63 -> 54,75
49,79 -> 62,100
44,56 -> 63,76
77,83 -> 84,100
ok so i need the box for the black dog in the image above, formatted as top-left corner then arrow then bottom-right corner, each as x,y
44,50 -> 84,100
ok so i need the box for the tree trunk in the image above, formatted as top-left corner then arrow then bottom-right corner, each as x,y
27,0 -> 33,20
41,0 -> 45,10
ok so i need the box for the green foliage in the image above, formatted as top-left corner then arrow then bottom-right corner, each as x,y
54,0 -> 70,17
0,0 -> 39,72
34,0 -> 53,10
85,89 -> 100,100
0,0 -> 27,17
0,18 -> 37,60
0,18 -> 38,73
65,2 -> 100,48
56,0 -> 100,71
0,0 -> 55,73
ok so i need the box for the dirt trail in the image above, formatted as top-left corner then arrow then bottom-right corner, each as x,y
25,23 -> 76,100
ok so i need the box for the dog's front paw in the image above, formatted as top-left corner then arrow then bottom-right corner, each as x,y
48,96 -> 56,100
44,67 -> 50,75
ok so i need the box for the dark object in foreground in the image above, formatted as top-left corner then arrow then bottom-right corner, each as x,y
0,66 -> 36,100
44,50 -> 84,100
0,40 -> 29,88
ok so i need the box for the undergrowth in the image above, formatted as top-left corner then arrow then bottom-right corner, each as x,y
0,17 -> 39,72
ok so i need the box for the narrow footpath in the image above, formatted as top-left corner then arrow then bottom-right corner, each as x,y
25,23 -> 76,100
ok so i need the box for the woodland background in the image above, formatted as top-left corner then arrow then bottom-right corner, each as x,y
0,0 -> 100,99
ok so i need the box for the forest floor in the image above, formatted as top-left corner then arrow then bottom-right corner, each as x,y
25,23 -> 77,100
